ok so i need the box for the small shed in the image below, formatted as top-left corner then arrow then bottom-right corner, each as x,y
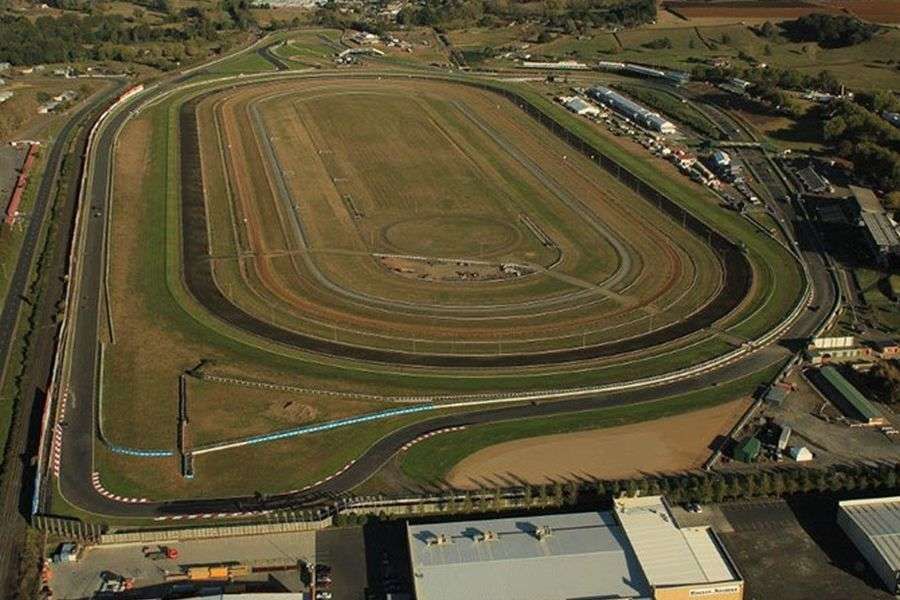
764,385 -> 788,406
788,446 -> 813,462
733,437 -> 761,463
777,424 -> 792,451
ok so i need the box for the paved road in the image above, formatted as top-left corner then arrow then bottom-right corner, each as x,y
0,84 -> 120,597
53,72 -> 838,519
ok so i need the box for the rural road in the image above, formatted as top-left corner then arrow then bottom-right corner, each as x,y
53,71 -> 838,519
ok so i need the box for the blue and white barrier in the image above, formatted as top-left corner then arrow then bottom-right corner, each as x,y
192,403 -> 437,455
107,445 -> 174,458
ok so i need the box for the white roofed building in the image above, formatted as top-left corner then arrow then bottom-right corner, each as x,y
561,95 -> 602,117
406,497 -> 742,600
838,497 -> 900,594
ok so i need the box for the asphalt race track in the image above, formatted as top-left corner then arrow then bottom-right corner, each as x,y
54,70 -> 838,519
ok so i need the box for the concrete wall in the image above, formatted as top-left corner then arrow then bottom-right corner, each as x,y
99,517 -> 331,545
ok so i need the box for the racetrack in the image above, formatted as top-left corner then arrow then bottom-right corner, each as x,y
179,75 -> 754,366
47,66 -> 836,519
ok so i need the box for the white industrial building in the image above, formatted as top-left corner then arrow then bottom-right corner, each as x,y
560,95 -> 602,117
406,496 -> 743,600
588,86 -> 677,134
521,60 -> 589,70
838,497 -> 900,594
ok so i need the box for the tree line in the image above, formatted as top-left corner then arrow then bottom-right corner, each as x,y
329,462 -> 900,524
0,0 -> 257,67
825,99 -> 900,191
780,13 -> 880,48
389,0 -> 654,31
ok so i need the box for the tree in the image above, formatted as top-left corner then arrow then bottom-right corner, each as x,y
760,20 -> 777,39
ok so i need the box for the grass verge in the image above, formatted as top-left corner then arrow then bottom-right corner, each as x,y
399,360 -> 785,484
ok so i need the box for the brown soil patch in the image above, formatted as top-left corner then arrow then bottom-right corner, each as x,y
267,399 -> 318,423
380,255 -> 533,283
447,397 -> 751,488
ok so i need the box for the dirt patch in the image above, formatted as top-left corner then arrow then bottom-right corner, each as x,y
266,399 -> 318,423
447,397 -> 750,487
379,255 -> 533,283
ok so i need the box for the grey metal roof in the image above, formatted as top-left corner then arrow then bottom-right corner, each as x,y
564,96 -> 598,114
407,512 -> 652,600
861,212 -> 900,251
839,497 -> 900,572
849,185 -> 884,213
613,496 -> 739,587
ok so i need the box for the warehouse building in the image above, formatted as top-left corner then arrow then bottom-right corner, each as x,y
812,366 -> 886,426
560,95 -> 602,117
838,497 -> 900,594
406,496 -> 742,600
848,185 -> 884,215
860,212 -> 900,265
588,86 -> 677,134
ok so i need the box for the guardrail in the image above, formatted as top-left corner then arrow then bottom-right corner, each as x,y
32,84 -> 152,515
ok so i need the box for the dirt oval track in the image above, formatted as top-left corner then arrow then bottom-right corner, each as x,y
179,76 -> 753,368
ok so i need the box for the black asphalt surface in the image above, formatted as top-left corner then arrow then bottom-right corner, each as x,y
54,72 -> 839,518
0,85 -> 121,595
257,42 -> 290,71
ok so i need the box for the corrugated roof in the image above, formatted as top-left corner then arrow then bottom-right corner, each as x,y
564,96 -> 598,114
840,497 -> 900,572
849,185 -> 884,213
614,496 -> 739,587
407,512 -> 652,600
820,366 -> 882,421
861,212 -> 900,250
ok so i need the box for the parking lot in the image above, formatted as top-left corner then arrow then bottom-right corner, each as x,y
315,527 -> 369,600
50,530 -> 315,599
719,497 -> 893,600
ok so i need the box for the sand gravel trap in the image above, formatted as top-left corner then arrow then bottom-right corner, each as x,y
447,398 -> 750,488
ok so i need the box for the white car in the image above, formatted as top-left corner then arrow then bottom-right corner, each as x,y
316,593 -> 333,600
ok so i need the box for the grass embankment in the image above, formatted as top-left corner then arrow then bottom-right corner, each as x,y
399,360 -> 785,483
205,51 -> 276,75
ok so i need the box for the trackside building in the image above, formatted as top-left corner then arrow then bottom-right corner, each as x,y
838,497 -> 900,594
406,496 -> 742,600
